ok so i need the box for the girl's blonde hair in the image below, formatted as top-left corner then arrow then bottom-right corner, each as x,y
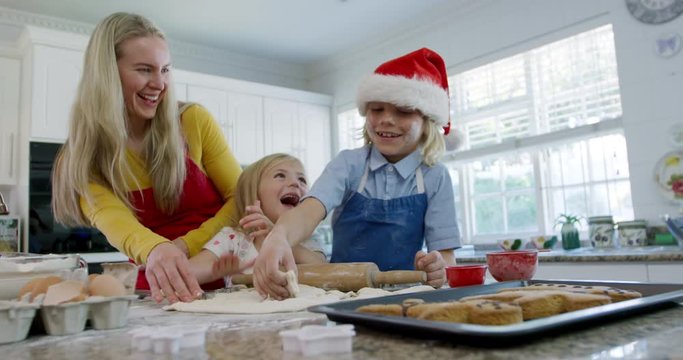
231,153 -> 304,231
52,12 -> 185,226
362,116 -> 445,166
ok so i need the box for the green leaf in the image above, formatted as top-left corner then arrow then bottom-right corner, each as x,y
544,236 -> 558,249
512,238 -> 522,250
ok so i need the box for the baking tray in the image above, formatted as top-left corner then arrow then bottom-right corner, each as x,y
308,280 -> 683,347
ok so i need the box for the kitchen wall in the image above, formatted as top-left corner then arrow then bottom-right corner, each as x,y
1,1 -> 682,227
0,7 -> 310,90
307,0 -> 683,226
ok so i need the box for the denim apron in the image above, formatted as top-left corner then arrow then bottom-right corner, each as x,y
331,162 -> 428,271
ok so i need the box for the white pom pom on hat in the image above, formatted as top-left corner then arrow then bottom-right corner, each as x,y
357,47 -> 461,150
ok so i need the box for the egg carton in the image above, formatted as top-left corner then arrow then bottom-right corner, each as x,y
86,295 -> 139,330
279,324 -> 355,356
33,294 -> 137,336
129,325 -> 208,354
0,299 -> 40,344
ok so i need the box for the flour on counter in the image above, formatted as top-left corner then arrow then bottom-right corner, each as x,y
163,284 -> 434,314
0,254 -> 79,273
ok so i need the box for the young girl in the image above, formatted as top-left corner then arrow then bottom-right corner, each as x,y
189,153 -> 326,284
254,48 -> 461,299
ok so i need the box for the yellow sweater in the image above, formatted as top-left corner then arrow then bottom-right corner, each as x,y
80,104 -> 241,264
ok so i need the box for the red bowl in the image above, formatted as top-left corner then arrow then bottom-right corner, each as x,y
486,250 -> 538,282
445,264 -> 487,287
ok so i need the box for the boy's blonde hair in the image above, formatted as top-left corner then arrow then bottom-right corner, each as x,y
52,12 -> 184,226
231,153 -> 305,231
362,116 -> 445,166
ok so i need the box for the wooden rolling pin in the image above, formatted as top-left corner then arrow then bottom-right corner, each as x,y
230,262 -> 427,292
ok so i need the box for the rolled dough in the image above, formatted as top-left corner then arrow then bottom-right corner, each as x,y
163,284 -> 434,314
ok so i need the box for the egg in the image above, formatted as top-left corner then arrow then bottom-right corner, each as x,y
43,280 -> 86,306
88,273 -> 99,285
88,274 -> 127,297
25,276 -> 63,302
17,277 -> 41,301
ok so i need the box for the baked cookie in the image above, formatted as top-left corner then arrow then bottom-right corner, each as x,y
415,302 -> 470,323
405,303 -> 443,318
356,304 -> 403,316
401,298 -> 425,316
463,290 -> 611,320
501,283 -> 641,302
511,291 -> 566,320
462,300 -> 524,325
561,292 -> 612,311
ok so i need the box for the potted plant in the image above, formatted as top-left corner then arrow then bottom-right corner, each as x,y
555,214 -> 582,250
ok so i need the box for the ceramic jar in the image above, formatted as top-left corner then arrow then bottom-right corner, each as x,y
588,216 -> 615,248
617,220 -> 648,247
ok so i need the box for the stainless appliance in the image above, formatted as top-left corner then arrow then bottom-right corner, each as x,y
29,142 -> 116,254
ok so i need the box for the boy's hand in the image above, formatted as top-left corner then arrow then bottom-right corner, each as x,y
414,250 -> 446,288
211,253 -> 255,279
239,200 -> 274,243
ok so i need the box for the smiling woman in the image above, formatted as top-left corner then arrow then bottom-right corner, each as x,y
115,35 -> 172,146
50,12 -> 243,304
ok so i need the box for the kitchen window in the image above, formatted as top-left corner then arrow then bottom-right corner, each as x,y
336,24 -> 633,245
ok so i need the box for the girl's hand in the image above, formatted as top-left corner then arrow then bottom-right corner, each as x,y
239,200 -> 274,244
211,253 -> 255,279
414,250 -> 446,288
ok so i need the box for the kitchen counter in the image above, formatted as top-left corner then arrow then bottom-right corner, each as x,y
3,297 -> 683,359
456,245 -> 683,263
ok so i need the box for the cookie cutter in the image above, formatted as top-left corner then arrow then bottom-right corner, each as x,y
279,324 -> 355,356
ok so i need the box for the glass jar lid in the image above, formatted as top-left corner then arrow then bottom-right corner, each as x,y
616,220 -> 647,229
588,216 -> 614,224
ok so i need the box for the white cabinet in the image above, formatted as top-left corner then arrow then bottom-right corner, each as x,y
533,262 -> 648,282
298,103 -> 331,183
186,85 -> 229,128
264,98 -> 331,182
263,97 -> 300,156
185,85 -> 265,165
226,92 -> 264,165
175,81 -> 187,102
28,45 -> 83,142
0,57 -> 20,185
647,263 -> 683,283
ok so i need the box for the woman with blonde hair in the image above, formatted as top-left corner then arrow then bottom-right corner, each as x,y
52,12 -> 241,303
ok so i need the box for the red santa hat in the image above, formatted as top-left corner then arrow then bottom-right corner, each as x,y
357,47 -> 461,150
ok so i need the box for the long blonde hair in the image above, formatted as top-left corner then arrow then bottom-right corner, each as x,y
53,12 -> 185,226
362,116 -> 445,166
231,154 -> 304,231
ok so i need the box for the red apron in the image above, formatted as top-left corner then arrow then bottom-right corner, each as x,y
130,157 -> 225,291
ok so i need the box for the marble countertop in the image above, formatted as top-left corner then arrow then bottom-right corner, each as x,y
3,296 -> 683,359
456,245 -> 683,263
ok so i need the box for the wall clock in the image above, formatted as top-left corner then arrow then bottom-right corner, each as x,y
625,0 -> 683,24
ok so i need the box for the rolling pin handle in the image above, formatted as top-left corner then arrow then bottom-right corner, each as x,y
372,270 -> 427,286
230,274 -> 253,286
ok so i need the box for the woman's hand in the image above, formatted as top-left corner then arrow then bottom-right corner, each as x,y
172,237 -> 189,256
252,230 -> 296,300
145,242 -> 203,303
211,253 -> 256,279
239,200 -> 274,244
414,250 -> 446,288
